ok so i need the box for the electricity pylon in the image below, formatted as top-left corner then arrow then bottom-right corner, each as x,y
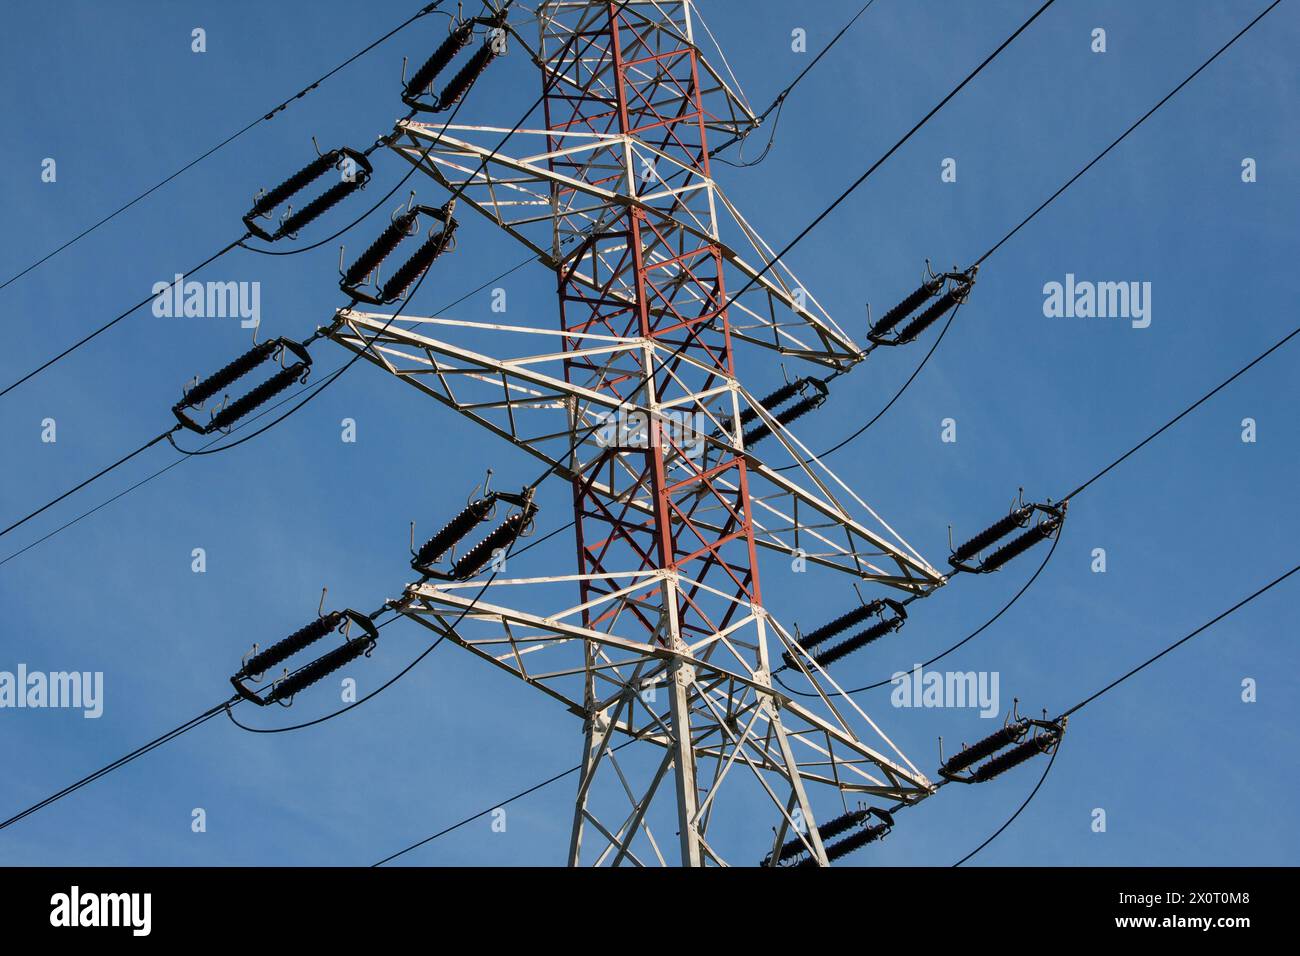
327,0 -> 945,866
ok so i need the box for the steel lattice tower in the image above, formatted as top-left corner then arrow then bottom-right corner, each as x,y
327,0 -> 946,866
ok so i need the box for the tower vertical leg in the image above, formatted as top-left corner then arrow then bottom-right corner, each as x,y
567,642 -> 599,866
664,582 -> 703,866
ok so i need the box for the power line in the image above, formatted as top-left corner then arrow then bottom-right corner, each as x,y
800,0 -> 1282,469
974,0 -> 1283,267
0,620 -> 418,828
711,0 -> 879,168
11,279 -> 1256,855
1059,322 -> 1300,502
0,350 -> 359,568
766,0 -> 878,117
951,738 -> 1059,867
1058,561 -> 1300,721
0,444 -> 184,569
241,2 -> 1296,868
0,375 -> 332,569
372,738 -> 636,866
0,238 -> 244,400
0,698 -> 235,833
778,1 -> 1295,689
953,556 -> 1300,865
0,1 -> 447,293
724,0 -> 1056,308
0,428 -> 176,539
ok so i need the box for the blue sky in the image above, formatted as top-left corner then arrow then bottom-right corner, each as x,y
1,0 -> 1296,867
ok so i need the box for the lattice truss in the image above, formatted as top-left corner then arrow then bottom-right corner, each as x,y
388,6 -> 860,369
325,0 -> 945,865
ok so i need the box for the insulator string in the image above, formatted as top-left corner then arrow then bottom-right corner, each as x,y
0,1 -> 448,292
